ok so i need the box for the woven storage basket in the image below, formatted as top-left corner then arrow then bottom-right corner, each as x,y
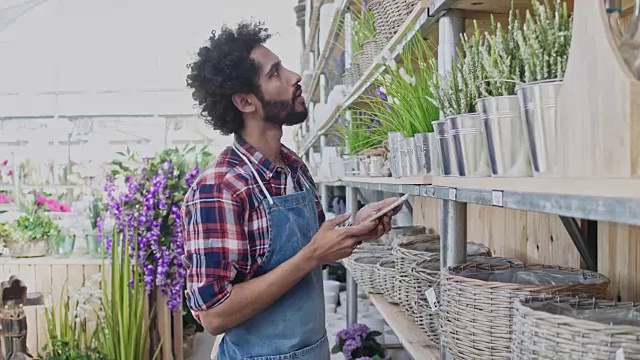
380,225 -> 427,247
369,0 -> 389,45
379,0 -> 410,41
375,258 -> 399,304
394,274 -> 418,320
410,256 -> 525,347
440,263 -> 611,360
393,239 -> 491,274
513,297 -> 640,360
343,243 -> 391,271
351,254 -> 386,294
405,0 -> 420,16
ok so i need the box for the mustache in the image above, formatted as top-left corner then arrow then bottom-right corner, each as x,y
292,85 -> 302,101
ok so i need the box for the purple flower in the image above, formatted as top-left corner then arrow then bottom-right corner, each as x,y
376,85 -> 387,102
98,150 -> 204,311
342,338 -> 362,358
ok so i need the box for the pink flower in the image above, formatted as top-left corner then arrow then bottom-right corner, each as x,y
1,160 -> 7,166
36,196 -> 47,205
45,198 -> 57,205
59,203 -> 71,212
46,202 -> 61,212
7,170 -> 12,176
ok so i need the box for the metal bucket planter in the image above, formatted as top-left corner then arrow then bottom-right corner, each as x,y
368,156 -> 385,176
388,132 -> 402,178
516,79 -> 563,177
343,155 -> 359,176
405,136 -> 420,176
449,113 -> 491,177
414,132 -> 439,175
434,120 -> 458,176
477,96 -> 533,177
398,137 -> 409,177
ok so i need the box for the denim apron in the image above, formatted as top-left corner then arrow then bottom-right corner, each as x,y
215,145 -> 329,360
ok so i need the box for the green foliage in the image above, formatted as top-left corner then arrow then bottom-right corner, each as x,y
87,190 -> 105,231
95,229 -> 158,360
335,115 -> 384,155
351,32 -> 440,138
13,211 -> 61,243
350,2 -> 376,55
40,339 -> 106,360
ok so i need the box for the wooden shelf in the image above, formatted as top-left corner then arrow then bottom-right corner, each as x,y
431,176 -> 640,200
0,255 -> 104,265
343,175 -> 432,185
369,294 -> 440,360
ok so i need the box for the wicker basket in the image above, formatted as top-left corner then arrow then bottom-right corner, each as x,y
409,256 -> 525,347
379,0 -> 410,42
394,274 -> 417,319
342,64 -> 361,88
351,254 -> 386,294
375,258 -> 398,304
380,225 -> 427,247
343,243 -> 391,271
513,297 -> 640,359
405,0 -> 420,16
355,39 -> 378,71
392,239 -> 491,274
440,263 -> 611,360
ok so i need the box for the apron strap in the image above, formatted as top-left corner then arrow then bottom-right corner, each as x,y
232,144 -> 274,205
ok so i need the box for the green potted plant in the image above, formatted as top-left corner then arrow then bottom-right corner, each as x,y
428,21 -> 490,177
353,33 -> 440,177
335,114 -> 385,176
474,11 -> 533,178
6,209 -> 61,258
514,0 -> 572,177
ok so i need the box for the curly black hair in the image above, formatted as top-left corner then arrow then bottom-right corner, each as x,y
187,21 -> 272,135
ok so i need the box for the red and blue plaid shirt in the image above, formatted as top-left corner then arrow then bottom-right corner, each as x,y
181,136 -> 325,313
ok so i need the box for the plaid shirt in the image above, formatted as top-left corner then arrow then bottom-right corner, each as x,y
181,136 -> 325,312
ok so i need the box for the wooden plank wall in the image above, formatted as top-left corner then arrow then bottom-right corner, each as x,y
0,259 -> 104,356
413,197 -> 640,302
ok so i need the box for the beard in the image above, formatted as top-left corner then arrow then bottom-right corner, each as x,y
257,90 -> 308,126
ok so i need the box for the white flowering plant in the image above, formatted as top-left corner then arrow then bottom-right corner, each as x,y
516,0 -> 572,82
41,275 -> 105,359
479,11 -> 524,97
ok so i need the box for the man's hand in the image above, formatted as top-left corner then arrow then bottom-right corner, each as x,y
354,197 -> 404,231
302,213 -> 385,267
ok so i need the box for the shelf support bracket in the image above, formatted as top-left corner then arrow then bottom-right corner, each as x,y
559,216 -> 598,272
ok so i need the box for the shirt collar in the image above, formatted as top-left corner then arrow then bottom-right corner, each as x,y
233,135 -> 304,179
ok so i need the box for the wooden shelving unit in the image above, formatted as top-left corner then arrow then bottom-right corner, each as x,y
369,294 -> 440,360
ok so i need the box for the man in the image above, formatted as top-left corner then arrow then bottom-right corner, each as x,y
183,21 -> 400,360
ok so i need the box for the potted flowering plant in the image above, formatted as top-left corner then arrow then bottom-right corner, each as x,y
332,323 -> 385,360
514,0 -> 572,177
99,145 -> 212,353
6,210 -> 61,258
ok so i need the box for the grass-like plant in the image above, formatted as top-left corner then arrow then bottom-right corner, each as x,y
516,0 -> 572,83
353,33 -> 440,137
350,0 -> 376,55
95,229 -> 158,360
334,114 -> 385,155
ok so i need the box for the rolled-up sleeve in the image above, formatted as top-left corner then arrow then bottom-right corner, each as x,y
182,183 -> 248,312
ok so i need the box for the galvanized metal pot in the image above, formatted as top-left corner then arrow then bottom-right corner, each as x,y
477,96 -> 533,177
388,132 -> 402,178
516,79 -> 563,177
434,119 -> 458,176
414,132 -> 438,175
448,113 -> 491,177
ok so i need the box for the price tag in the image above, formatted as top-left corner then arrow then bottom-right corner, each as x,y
425,288 -> 439,311
449,188 -> 457,201
491,190 -> 503,207
616,348 -> 625,360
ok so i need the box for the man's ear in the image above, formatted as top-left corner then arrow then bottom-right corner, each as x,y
231,93 -> 256,114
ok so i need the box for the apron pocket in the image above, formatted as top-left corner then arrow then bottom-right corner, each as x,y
244,334 -> 329,360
